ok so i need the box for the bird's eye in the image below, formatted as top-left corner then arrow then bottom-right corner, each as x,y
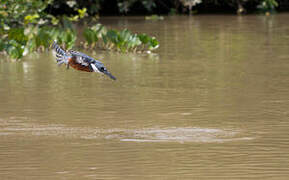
100,67 -> 106,71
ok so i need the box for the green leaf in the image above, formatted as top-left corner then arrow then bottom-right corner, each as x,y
83,28 -> 99,45
8,28 -> 28,45
138,33 -> 150,44
51,16 -> 59,25
102,33 -> 108,44
78,8 -> 87,18
149,37 -> 159,50
106,30 -> 119,44
0,39 -> 5,51
6,40 -> 24,59
24,14 -> 40,24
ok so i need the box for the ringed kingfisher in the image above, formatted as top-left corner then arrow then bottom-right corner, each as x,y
51,41 -> 116,80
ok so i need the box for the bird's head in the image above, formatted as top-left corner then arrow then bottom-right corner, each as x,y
91,63 -> 116,80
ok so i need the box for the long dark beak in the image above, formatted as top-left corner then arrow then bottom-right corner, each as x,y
103,71 -> 116,80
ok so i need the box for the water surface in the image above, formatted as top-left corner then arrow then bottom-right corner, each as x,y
0,14 -> 289,179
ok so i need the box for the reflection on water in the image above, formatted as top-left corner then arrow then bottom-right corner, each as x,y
1,14 -> 289,179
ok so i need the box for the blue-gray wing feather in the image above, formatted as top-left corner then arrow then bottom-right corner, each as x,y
68,50 -> 104,67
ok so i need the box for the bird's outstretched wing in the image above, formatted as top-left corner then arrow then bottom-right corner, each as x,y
51,41 -> 70,66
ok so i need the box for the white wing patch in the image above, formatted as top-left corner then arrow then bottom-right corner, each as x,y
90,64 -> 100,72
75,56 -> 89,66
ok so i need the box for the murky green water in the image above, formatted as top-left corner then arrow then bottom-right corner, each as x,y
1,14 -> 289,179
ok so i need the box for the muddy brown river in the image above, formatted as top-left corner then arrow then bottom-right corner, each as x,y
0,14 -> 289,179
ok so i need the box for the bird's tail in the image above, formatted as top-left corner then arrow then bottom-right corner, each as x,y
51,41 -> 70,66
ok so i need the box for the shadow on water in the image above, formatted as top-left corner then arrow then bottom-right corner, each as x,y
0,117 -> 253,143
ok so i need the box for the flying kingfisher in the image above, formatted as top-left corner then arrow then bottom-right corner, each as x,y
51,41 -> 116,80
